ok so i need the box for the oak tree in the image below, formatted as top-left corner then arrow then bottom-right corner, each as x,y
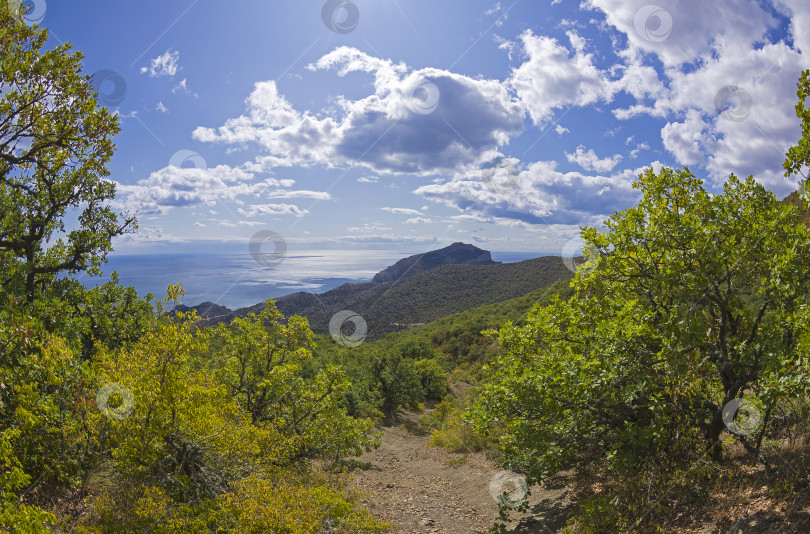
471,168 -> 810,487
0,6 -> 134,303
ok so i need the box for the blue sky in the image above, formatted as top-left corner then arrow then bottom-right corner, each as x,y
31,0 -> 810,255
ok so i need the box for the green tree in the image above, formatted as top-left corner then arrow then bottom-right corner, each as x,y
69,273 -> 156,358
96,286 -> 250,508
471,168 -> 810,486
784,69 -> 810,197
367,350 -> 423,419
396,339 -> 436,361
414,358 -> 448,401
395,340 -> 448,401
212,300 -> 377,463
0,7 -> 135,303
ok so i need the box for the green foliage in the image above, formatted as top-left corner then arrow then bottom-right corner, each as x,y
23,273 -> 156,360
219,469 -> 388,533
564,495 -> 627,534
367,350 -> 423,418
211,300 -> 377,463
94,293 -> 241,505
781,190 -> 810,227
0,297 -> 96,488
317,339 -> 431,419
414,358 -> 448,401
396,339 -> 436,361
70,273 -> 156,357
212,299 -> 315,427
312,280 -> 572,426
422,397 -> 491,453
0,8 -> 136,303
784,69 -> 810,197
471,168 -> 810,492
85,289 -> 381,531
8,280 -> 386,531
387,280 -> 571,368
0,429 -> 55,532
92,467 -> 388,533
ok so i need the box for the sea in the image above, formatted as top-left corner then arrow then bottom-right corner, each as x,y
76,249 -> 547,310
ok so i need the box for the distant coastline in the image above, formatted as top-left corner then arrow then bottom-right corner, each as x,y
76,249 -> 548,309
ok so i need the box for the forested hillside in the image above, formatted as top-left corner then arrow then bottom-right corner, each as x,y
373,280 -> 573,364
274,255 -> 573,339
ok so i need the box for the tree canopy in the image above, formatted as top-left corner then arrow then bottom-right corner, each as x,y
471,167 -> 810,488
784,69 -> 810,184
0,7 -> 134,302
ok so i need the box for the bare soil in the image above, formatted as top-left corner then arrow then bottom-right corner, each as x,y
349,408 -> 575,534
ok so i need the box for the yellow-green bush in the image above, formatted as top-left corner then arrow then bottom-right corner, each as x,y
0,429 -> 55,533
220,469 -> 387,533
422,399 -> 490,453
77,289 -> 382,532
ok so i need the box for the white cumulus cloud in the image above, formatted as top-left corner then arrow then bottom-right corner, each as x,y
565,145 -> 623,172
141,49 -> 180,77
193,47 -> 525,176
509,30 -> 617,125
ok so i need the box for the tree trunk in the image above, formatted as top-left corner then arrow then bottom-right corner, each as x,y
25,269 -> 35,304
705,409 -> 725,462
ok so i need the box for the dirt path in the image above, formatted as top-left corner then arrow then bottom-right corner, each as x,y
349,410 -> 575,533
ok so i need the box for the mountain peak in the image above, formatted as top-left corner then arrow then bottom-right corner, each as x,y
371,242 -> 498,284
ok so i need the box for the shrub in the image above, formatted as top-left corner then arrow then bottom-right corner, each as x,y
423,399 -> 490,453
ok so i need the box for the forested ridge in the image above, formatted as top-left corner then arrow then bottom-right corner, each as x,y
3,7 -> 810,533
